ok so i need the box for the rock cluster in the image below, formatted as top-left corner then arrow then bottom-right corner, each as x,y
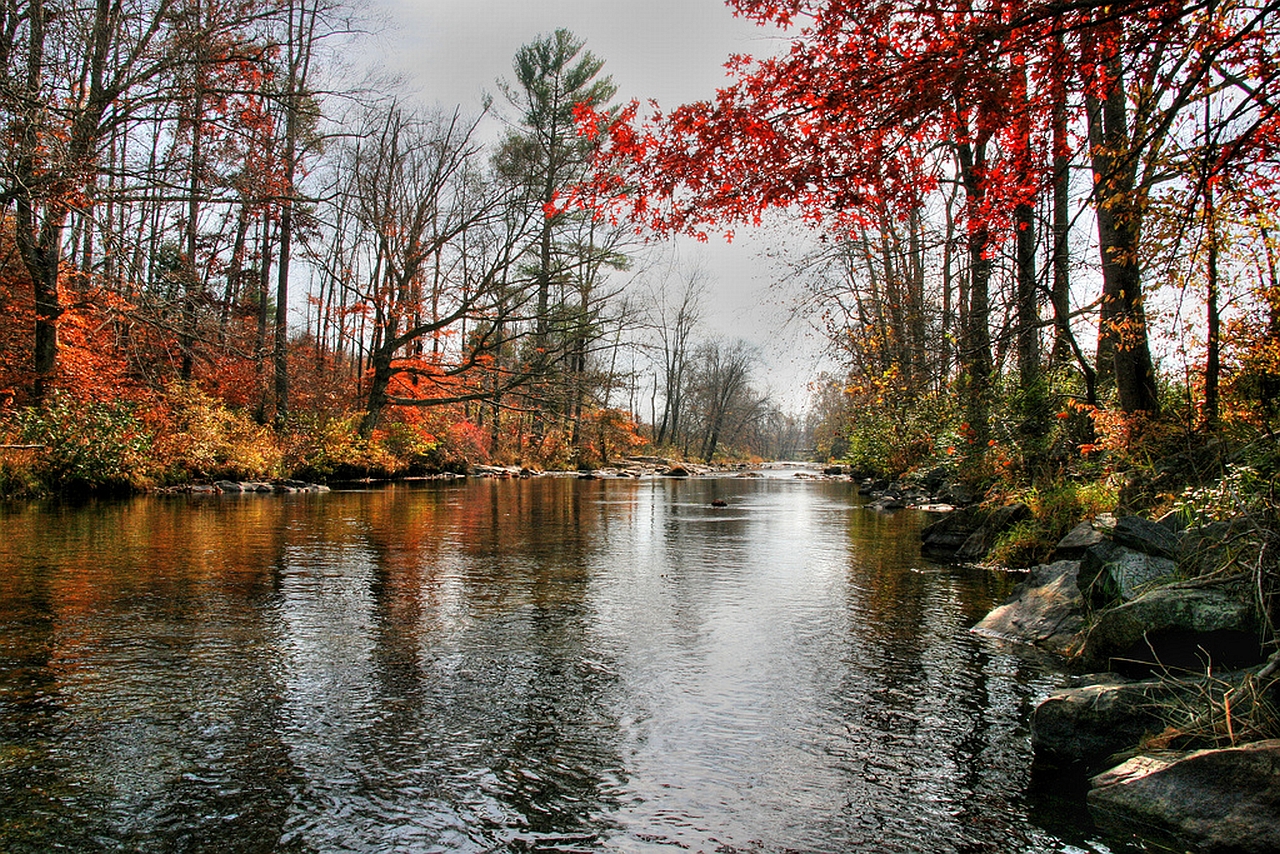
160,479 -> 331,494
964,512 -> 1277,851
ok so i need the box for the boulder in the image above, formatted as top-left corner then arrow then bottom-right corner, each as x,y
664,464 -> 690,477
937,482 -> 975,507
1078,540 -> 1179,609
1053,520 -> 1105,560
1179,517 -> 1256,575
215,480 -> 244,493
955,502 -> 1031,562
1079,585 -> 1262,675
971,560 -> 1085,656
1031,675 -> 1176,772
920,510 -> 979,558
1088,740 -> 1280,854
922,466 -> 949,493
1111,514 -> 1181,560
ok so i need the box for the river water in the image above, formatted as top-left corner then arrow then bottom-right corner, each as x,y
0,472 -> 1139,853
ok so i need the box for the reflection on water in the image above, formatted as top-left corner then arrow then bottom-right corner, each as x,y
1,477 -> 1131,852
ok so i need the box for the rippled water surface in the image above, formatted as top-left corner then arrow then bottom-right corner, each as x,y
1,475 -> 1136,852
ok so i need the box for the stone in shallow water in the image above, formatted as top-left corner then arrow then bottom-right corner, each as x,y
971,560 -> 1085,656
1088,740 -> 1280,854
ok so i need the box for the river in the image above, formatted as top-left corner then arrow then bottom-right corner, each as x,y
0,472 -> 1140,852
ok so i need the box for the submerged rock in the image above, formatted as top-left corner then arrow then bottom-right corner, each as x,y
1088,740 -> 1280,854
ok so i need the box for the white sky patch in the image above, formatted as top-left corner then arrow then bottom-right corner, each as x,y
356,0 -> 826,413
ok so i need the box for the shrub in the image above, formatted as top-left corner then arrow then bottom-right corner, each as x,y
152,383 -> 282,482
16,393 -> 154,495
987,479 -> 1120,567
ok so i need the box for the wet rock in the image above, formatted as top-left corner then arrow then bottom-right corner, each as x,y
971,560 -> 1085,656
1079,585 -> 1262,675
1087,740 -> 1280,854
664,464 -> 690,477
1053,521 -> 1105,561
868,496 -> 905,511
922,466 -> 949,493
1078,540 -> 1179,609
1111,515 -> 1181,560
920,510 -> 979,558
956,503 -> 1031,563
823,465 -> 846,476
1031,675 -> 1172,772
937,482 -> 975,507
216,480 -> 244,493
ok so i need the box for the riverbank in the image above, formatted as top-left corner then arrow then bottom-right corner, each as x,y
895,467 -> 1280,852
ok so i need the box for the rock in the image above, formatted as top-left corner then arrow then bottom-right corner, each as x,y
664,464 -> 690,477
1053,520 -> 1105,560
1087,740 -> 1280,854
1078,541 -> 1179,608
1179,517 -> 1256,575
868,497 -> 905,511
972,560 -> 1086,656
955,502 -> 1031,562
1079,585 -> 1262,675
710,498 -> 728,507
1031,675 -> 1173,771
920,510 -> 979,557
937,482 -> 975,506
823,465 -> 846,476
215,480 -> 244,493
1111,515 -> 1181,560
859,478 -> 890,496
922,466 -> 949,493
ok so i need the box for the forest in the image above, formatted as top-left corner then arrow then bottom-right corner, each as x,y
0,0 -> 1278,510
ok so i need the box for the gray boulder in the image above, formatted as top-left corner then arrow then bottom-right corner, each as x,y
1078,540 -> 1179,609
971,560 -> 1085,656
955,503 -> 1031,563
1053,520 -> 1105,560
920,510 -> 979,558
1031,675 -> 1171,771
1079,585 -> 1262,675
1088,740 -> 1280,854
1111,514 -> 1182,559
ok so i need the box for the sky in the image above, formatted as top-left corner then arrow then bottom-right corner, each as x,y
359,0 -> 828,412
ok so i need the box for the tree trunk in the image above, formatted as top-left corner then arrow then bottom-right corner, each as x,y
1087,60 -> 1160,414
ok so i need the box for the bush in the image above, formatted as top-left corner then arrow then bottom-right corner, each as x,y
152,383 -> 282,482
282,412 -> 386,481
987,479 -> 1119,567
15,392 -> 154,495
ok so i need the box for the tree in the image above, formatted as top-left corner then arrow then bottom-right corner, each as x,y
318,104 -> 540,435
1,0 -> 180,398
495,28 -> 623,432
645,261 -> 705,448
575,0 -> 1280,431
689,338 -> 761,463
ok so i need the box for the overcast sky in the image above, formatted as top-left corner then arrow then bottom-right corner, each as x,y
360,0 -> 826,410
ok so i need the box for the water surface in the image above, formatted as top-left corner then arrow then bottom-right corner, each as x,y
1,474 -> 1133,852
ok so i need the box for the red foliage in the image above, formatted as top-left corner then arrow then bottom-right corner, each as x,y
573,0 -> 1278,243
